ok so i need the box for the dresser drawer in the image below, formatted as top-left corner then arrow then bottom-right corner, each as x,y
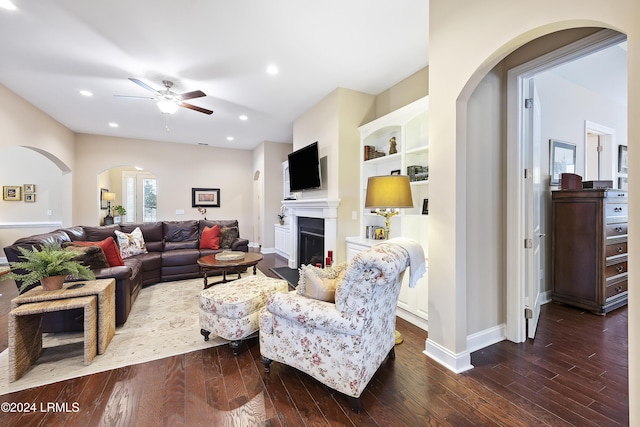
606,203 -> 627,221
605,261 -> 627,279
605,279 -> 627,299
606,242 -> 628,257
606,223 -> 628,237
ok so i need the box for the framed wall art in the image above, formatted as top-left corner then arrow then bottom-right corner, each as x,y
192,188 -> 220,208
25,193 -> 36,203
550,139 -> 576,186
3,186 -> 22,201
618,145 -> 628,174
100,188 -> 109,209
23,184 -> 36,193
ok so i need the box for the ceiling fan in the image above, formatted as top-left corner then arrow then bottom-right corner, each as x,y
115,78 -> 213,115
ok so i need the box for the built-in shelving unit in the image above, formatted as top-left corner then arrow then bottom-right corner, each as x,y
346,96 -> 429,330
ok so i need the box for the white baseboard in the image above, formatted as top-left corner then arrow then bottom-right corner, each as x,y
466,323 -> 506,353
424,338 -> 474,373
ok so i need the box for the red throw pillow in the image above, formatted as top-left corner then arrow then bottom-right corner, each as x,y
200,224 -> 221,250
74,237 -> 125,267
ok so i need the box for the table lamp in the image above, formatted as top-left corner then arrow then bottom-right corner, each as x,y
103,192 -> 116,225
365,175 -> 414,239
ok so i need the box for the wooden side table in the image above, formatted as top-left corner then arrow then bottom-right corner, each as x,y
11,278 -> 116,354
9,296 -> 97,381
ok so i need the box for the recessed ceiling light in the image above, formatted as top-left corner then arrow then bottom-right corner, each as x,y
266,64 -> 279,75
239,115 -> 248,121
0,1 -> 17,11
135,166 -> 144,171
109,122 -> 119,128
227,136 -> 234,141
80,90 -> 93,97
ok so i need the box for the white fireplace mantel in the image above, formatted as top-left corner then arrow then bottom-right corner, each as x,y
282,198 -> 340,268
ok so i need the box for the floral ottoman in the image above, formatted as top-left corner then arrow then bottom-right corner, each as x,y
199,276 -> 289,355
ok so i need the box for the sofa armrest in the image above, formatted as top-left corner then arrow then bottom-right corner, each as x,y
264,291 -> 365,335
92,265 -> 131,280
230,237 -> 249,251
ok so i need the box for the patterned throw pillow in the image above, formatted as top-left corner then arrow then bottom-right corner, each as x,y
219,226 -> 239,249
114,227 -> 148,258
297,262 -> 347,303
62,243 -> 110,270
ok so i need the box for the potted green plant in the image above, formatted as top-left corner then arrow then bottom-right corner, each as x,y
8,242 -> 95,292
113,205 -> 126,223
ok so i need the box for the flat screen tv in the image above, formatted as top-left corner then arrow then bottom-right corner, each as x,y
288,142 -> 322,192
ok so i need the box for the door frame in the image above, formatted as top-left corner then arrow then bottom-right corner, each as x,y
505,29 -> 626,343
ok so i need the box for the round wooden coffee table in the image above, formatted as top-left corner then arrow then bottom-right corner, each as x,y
197,252 -> 264,289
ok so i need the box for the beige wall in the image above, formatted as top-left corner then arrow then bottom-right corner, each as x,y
375,67 -> 429,118
73,134 -> 255,239
429,0 -> 638,414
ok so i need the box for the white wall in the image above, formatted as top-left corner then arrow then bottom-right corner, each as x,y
429,0 -> 639,415
74,134 -> 255,239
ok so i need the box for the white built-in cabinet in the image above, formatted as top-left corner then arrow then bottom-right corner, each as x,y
274,160 -> 292,257
346,95 -> 429,331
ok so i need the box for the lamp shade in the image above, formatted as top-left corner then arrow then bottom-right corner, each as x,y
103,192 -> 116,201
365,175 -> 414,209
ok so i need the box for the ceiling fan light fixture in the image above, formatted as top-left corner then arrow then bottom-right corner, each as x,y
157,100 -> 179,114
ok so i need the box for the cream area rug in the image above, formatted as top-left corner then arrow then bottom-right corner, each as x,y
0,271 -> 264,395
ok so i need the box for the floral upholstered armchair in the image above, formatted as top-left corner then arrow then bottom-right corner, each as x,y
259,239 -> 425,412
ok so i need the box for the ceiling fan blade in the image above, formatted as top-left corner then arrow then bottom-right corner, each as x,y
129,78 -> 158,93
179,90 -> 206,100
181,103 -> 213,115
114,95 -> 155,100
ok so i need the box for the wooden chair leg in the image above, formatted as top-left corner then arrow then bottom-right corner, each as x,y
261,356 -> 272,373
388,347 -> 396,360
200,329 -> 210,341
349,396 -> 363,413
229,340 -> 240,356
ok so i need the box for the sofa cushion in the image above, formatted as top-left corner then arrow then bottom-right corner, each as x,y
163,220 -> 198,251
120,223 -> 164,252
61,243 -> 110,270
162,249 -> 201,267
198,219 -> 238,234
220,226 -> 239,249
60,226 -> 87,241
71,237 -> 124,267
115,227 -> 148,258
13,230 -> 72,246
83,225 -> 120,242
200,225 -> 221,250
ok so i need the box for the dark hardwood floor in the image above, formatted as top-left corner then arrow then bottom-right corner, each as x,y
0,252 -> 629,426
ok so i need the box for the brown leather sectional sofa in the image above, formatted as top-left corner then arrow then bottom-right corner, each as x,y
3,219 -> 249,332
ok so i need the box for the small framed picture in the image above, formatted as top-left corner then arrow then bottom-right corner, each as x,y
100,188 -> 110,210
25,193 -> 36,203
618,145 -> 628,174
192,188 -> 221,208
23,184 -> 36,193
390,169 -> 401,175
3,186 -> 22,201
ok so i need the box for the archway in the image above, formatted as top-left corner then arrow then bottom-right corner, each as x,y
97,166 -> 157,225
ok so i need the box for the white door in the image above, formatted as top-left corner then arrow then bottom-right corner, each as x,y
524,79 -> 543,339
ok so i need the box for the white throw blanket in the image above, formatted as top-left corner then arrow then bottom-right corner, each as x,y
383,237 -> 426,288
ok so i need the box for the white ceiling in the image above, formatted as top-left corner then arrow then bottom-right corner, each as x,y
0,1 -> 429,150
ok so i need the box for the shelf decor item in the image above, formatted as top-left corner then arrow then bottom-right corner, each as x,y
365,175 -> 414,239
102,191 -> 116,225
7,242 -> 95,292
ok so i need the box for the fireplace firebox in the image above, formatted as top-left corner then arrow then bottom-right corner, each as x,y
298,217 -> 325,267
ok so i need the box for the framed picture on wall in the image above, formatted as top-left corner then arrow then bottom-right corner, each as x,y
100,188 -> 110,210
3,186 -> 21,201
550,139 -> 576,186
618,145 -> 628,173
192,188 -> 220,207
25,193 -> 36,203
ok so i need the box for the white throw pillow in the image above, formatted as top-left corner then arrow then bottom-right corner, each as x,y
114,227 -> 148,258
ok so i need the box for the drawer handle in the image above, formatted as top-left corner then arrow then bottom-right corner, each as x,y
614,207 -> 623,213
617,247 -> 624,254
616,286 -> 623,293
615,227 -> 624,233
616,266 -> 625,273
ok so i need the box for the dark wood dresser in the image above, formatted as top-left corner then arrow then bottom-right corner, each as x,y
551,189 -> 628,314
